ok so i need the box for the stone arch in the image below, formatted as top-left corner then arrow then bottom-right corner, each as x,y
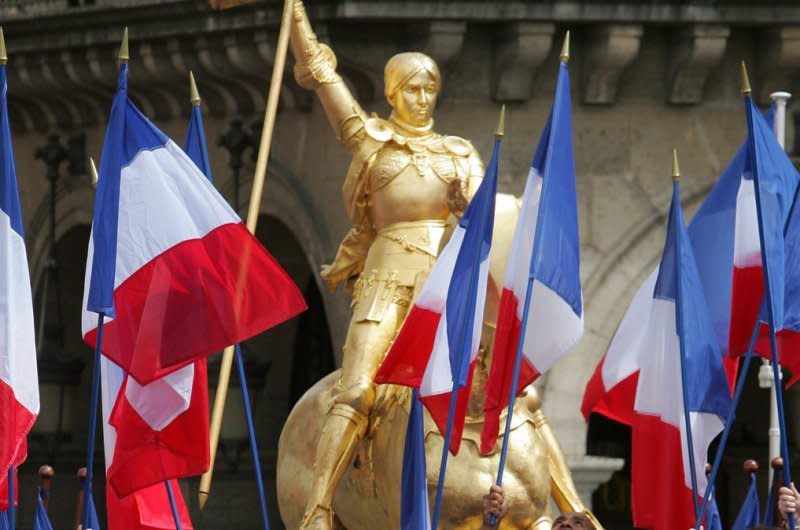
27,184 -> 95,294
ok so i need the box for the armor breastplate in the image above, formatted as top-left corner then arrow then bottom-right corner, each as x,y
369,137 -> 473,193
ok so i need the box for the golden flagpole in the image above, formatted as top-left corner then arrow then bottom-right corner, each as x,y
199,0 -> 295,510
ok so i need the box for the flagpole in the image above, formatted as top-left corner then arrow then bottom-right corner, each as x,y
81,312 -> 106,530
431,107 -> 504,530
488,35 -> 570,527
6,466 -> 13,529
492,278 -> 534,488
186,73 -> 273,527
695,320 -> 760,527
762,90 -> 792,486
200,0 -> 293,509
742,61 -> 795,530
696,82 -> 800,528
0,30 -> 13,530
164,481 -> 183,530
488,277 -> 533,528
80,29 -> 128,530
672,150 -> 701,518
234,344 -> 271,530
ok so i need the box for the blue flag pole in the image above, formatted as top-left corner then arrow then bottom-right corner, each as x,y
493,277 -> 534,487
430,333 -> 469,530
401,388 -> 430,530
6,466 -> 13,529
697,185 -> 800,525
673,178 -> 701,519
164,481 -> 183,530
234,344 -> 271,530
695,323 -> 759,527
697,101 -> 800,527
491,51 -> 576,528
431,134 -> 501,530
82,312 -> 106,530
183,79 -> 271,528
488,277 -> 534,527
744,93 -> 796,530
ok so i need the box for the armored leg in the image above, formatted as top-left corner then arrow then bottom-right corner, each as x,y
300,403 -> 368,529
300,299 -> 408,530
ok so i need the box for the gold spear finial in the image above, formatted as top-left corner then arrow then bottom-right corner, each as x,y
89,156 -> 99,189
741,60 -> 752,96
118,27 -> 129,65
560,30 -> 570,63
495,104 -> 506,140
189,71 -> 201,107
0,28 -> 7,66
672,148 -> 680,182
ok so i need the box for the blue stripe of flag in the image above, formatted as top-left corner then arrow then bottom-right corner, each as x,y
86,63 -> 170,316
654,181 -> 731,418
528,61 -> 581,317
0,64 -> 24,239
446,138 -> 500,385
745,96 -> 800,331
184,105 -> 212,182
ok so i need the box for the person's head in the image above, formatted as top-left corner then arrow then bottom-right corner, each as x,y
384,52 -> 441,127
552,512 -> 596,530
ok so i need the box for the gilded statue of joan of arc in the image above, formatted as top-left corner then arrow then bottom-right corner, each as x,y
284,3 -> 603,528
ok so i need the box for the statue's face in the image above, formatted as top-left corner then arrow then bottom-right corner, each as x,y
389,69 -> 438,126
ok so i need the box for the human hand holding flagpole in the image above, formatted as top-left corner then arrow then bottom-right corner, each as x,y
199,0 -> 294,510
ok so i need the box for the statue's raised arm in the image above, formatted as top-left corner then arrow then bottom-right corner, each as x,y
289,0 -> 366,146
289,0 -> 482,290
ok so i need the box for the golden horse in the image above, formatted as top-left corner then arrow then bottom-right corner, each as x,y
277,194 -> 601,529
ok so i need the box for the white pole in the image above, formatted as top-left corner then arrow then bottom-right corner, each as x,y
772,91 -> 791,149
759,359 -> 781,485
762,90 -> 792,484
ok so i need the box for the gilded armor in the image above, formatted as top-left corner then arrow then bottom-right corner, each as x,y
284,2 -> 601,528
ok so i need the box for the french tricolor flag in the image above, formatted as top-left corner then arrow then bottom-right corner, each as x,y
583,103 -> 800,429
630,172 -> 731,530
101,354 -> 193,530
375,131 -> 500,455
102,76 -> 218,500
105,359 -> 208,497
480,59 -> 583,454
737,94 -> 800,382
81,62 -> 306,385
581,107 -> 797,426
0,53 -> 38,511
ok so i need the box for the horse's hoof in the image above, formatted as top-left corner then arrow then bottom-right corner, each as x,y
300,505 -> 334,530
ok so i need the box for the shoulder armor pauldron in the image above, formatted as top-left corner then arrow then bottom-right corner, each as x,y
364,116 -> 394,143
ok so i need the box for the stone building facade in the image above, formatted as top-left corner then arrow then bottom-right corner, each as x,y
5,0 -> 800,528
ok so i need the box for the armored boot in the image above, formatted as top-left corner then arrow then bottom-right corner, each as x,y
300,404 -> 368,530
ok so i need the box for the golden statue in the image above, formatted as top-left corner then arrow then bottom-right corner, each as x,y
277,2 -> 602,528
